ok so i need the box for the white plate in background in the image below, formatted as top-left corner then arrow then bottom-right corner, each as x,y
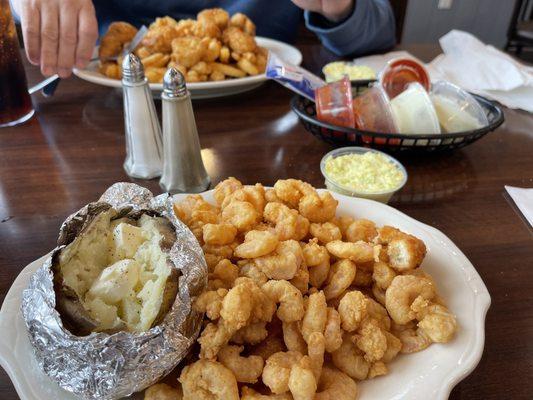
0,191 -> 490,399
73,37 -> 302,99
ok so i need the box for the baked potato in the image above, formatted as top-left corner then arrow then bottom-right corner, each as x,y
53,209 -> 180,336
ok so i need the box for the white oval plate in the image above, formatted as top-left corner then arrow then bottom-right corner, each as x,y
0,190 -> 490,400
73,37 -> 302,99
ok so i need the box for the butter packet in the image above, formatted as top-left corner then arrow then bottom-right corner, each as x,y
266,52 -> 325,101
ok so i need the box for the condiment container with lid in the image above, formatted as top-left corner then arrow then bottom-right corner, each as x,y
390,82 -> 441,144
352,85 -> 399,142
430,80 -> 489,133
320,147 -> 407,204
315,76 -> 355,128
380,58 -> 430,99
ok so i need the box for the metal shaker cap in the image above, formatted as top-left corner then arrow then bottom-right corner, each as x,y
163,68 -> 187,98
122,53 -> 145,83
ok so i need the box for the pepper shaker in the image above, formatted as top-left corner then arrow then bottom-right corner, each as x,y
121,53 -> 163,179
159,68 -> 210,193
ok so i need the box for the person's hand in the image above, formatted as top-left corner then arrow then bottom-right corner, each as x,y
291,0 -> 354,22
12,0 -> 98,78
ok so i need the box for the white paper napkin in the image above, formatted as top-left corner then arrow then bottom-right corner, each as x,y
505,186 -> 533,227
353,30 -> 533,112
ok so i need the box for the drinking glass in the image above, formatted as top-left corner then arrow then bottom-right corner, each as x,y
0,0 -> 34,127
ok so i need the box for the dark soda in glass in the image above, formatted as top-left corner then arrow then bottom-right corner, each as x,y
0,1 -> 34,127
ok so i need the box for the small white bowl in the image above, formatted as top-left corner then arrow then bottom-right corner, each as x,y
320,147 -> 408,203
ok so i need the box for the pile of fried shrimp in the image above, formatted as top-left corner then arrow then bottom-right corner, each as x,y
98,8 -> 268,84
144,178 -> 458,400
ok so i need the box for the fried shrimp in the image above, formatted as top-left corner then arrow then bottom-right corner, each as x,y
387,235 -> 426,271
179,359 -> 239,400
222,26 -> 257,53
99,22 -> 138,60
273,179 -> 315,209
193,288 -> 228,320
392,322 -> 431,354
323,260 -> 356,300
239,261 -> 269,286
230,12 -> 256,35
382,331 -> 402,363
262,280 -> 305,323
262,351 -> 303,394
331,335 -> 370,380
171,36 -> 206,68
324,308 -> 343,352
338,290 -> 368,332
220,282 -> 254,330
288,356 -> 317,400
385,275 -> 436,325
372,261 -> 397,290
198,8 -> 230,29
255,240 -> 304,280
218,345 -> 264,383
345,219 -> 378,243
309,222 -> 342,244
241,387 -> 292,400
232,321 -> 269,345
301,291 -> 327,342
198,321 -> 236,359
282,321 -> 307,354
354,319 -> 388,362
208,259 -> 239,289
298,192 -> 338,223
263,202 -> 309,241
315,366 -> 358,400
235,230 -> 279,258
222,184 -> 266,214
302,239 -> 330,288
202,223 -> 237,245
325,240 -> 376,263
415,303 -> 457,343
222,200 -> 261,232
144,383 -> 182,400
307,332 -> 325,380
214,177 -> 243,205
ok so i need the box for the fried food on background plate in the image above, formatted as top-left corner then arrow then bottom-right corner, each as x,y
98,8 -> 268,84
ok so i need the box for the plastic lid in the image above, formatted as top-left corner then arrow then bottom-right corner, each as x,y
390,82 -> 441,135
380,58 -> 430,99
315,76 -> 355,128
430,80 -> 489,133
352,85 -> 398,133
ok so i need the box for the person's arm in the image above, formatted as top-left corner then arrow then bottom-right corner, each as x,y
294,0 -> 396,57
10,0 -> 98,78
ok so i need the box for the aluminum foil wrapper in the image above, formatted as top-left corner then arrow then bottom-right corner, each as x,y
21,183 -> 207,399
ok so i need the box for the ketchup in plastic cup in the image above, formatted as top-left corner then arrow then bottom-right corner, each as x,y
315,76 -> 355,128
352,85 -> 400,145
380,58 -> 430,99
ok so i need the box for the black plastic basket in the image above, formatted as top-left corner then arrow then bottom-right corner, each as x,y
291,94 -> 505,153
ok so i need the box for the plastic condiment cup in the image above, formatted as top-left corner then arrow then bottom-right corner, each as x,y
315,76 -> 355,128
430,80 -> 489,133
390,82 -> 441,145
380,58 -> 431,99
320,147 -> 408,204
352,85 -> 399,134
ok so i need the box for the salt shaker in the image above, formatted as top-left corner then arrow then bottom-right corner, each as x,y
159,68 -> 210,193
121,53 -> 163,179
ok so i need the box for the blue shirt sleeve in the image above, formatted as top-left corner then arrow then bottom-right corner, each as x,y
304,0 -> 396,57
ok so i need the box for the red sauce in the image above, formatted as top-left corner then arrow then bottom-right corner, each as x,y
315,77 -> 355,128
381,59 -> 430,99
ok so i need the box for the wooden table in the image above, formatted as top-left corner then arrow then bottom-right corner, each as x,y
0,40 -> 532,400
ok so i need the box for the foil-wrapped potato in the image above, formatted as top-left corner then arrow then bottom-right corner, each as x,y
53,209 -> 179,336
22,183 -> 207,400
